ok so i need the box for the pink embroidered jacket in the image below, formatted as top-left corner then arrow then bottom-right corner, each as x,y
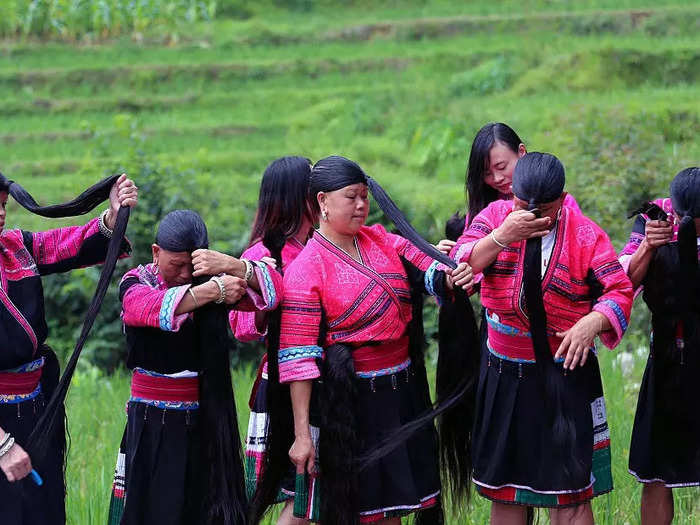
459,193 -> 582,292
119,262 -> 281,373
453,199 -> 633,361
278,224 -> 449,383
0,218 -> 130,369
229,238 -> 304,342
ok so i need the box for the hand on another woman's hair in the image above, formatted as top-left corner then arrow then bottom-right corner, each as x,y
447,262 -> 474,291
218,275 -> 248,304
0,442 -> 32,483
192,249 -> 239,277
493,210 -> 551,245
106,173 -> 138,229
644,219 -> 674,248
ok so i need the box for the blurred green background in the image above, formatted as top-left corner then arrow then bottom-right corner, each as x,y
1,1 -> 698,523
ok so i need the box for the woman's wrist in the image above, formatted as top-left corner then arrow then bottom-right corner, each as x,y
194,281 -> 219,304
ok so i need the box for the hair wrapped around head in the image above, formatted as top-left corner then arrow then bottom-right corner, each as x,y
512,152 -> 565,205
155,209 -> 209,252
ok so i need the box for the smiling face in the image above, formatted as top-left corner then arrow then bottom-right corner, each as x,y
483,141 -> 527,196
152,245 -> 194,287
0,191 -> 7,235
317,183 -> 370,236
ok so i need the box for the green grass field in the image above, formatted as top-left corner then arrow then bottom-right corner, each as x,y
1,1 -> 699,523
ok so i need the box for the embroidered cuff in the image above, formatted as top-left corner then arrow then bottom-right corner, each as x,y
593,299 -> 628,349
159,285 -> 190,332
278,345 -> 323,383
237,262 -> 279,312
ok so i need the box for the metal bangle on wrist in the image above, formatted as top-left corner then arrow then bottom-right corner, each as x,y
99,209 -> 114,239
0,434 -> 15,458
490,230 -> 508,249
240,258 -> 254,282
210,276 -> 226,304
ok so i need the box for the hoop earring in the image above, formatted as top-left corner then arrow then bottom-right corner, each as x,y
153,263 -> 159,274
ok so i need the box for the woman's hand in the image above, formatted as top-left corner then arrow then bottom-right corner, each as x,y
643,219 -> 674,248
192,249 -> 238,277
554,313 -> 604,370
493,210 -> 551,245
0,442 -> 32,482
434,239 -> 456,256
106,174 -> 138,229
289,432 -> 316,476
447,262 -> 473,291
218,275 -> 247,304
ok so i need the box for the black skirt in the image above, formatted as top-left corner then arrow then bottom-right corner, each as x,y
0,346 -> 65,525
629,341 -> 700,487
116,402 -> 203,525
471,347 -> 613,508
292,365 -> 441,522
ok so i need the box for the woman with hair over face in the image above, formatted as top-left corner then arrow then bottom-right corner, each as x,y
259,155 -> 471,525
108,209 -> 281,525
620,167 -> 700,525
451,152 -> 633,524
436,122 -> 580,259
226,156 -> 313,525
0,172 -> 136,525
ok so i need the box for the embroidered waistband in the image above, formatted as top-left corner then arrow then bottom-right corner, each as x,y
130,368 -> 199,410
0,357 -> 44,403
356,357 -> 412,378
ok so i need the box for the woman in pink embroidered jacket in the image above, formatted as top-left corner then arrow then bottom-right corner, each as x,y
228,156 -> 314,525
451,153 -> 633,525
621,168 -> 700,525
0,173 -> 136,525
109,209 -> 281,525
268,156 -> 471,525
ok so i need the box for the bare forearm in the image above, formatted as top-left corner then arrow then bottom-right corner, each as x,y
174,281 -> 219,314
469,234 -> 505,274
627,240 -> 655,288
290,380 -> 313,438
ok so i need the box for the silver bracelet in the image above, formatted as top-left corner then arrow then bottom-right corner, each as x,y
241,258 -> 254,282
187,287 -> 200,308
210,276 -> 226,304
99,209 -> 114,239
490,230 -> 508,249
0,436 -> 15,458
0,432 -> 11,450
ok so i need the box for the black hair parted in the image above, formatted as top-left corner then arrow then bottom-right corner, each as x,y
512,152 -> 565,205
466,123 -> 523,225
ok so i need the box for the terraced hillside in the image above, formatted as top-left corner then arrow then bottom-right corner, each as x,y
0,2 -> 699,523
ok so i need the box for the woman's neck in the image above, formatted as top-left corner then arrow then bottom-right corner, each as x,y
318,223 -> 357,253
292,219 -> 313,245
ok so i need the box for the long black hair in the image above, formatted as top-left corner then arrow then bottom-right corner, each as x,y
466,122 -> 523,225
514,152 -> 588,487
258,156 -> 479,523
158,210 -> 248,524
0,173 -> 130,475
670,167 -> 700,348
248,157 -> 314,524
249,156 -> 313,248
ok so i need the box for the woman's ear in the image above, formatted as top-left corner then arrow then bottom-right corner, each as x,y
518,143 -> 527,157
152,244 -> 160,264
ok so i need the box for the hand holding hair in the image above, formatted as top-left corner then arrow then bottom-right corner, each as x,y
447,262 -> 474,291
643,219 -> 674,248
494,209 -> 551,245
105,174 -> 138,229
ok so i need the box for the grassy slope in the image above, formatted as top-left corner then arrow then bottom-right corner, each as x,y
1,1 -> 698,523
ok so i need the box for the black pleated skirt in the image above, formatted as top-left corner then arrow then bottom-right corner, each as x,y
115,402 -> 203,525
629,343 -> 700,487
293,365 -> 441,522
471,346 -> 613,508
0,347 -> 65,525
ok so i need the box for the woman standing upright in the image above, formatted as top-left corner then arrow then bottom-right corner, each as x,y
229,156 -> 314,525
0,173 -> 137,525
270,156 -> 471,525
452,152 -> 633,524
621,168 -> 700,525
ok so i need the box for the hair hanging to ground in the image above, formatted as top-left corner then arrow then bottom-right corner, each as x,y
516,152 -> 587,485
0,173 -> 131,477
466,122 -> 523,225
